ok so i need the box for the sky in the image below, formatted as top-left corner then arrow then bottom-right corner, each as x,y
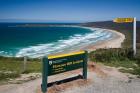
0,0 -> 140,22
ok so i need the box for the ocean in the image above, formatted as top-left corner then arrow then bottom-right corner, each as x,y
0,23 -> 113,58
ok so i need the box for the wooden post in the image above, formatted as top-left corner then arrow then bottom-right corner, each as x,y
23,56 -> 27,72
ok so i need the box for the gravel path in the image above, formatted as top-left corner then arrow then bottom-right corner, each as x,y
61,65 -> 140,93
0,64 -> 140,93
0,78 -> 41,93
62,73 -> 140,93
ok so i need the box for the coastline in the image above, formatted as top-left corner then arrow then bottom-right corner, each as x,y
14,26 -> 120,58
0,25 -> 125,58
82,26 -> 125,52
54,26 -> 125,55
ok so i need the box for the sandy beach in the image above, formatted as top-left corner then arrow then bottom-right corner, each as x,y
82,26 -> 125,51
49,26 -> 125,56
57,26 -> 125,55
0,25 -> 125,58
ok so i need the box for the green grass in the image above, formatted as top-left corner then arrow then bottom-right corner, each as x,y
89,48 -> 134,62
102,60 -> 137,68
0,56 -> 42,81
0,49 -> 139,81
102,60 -> 140,76
89,48 -> 140,76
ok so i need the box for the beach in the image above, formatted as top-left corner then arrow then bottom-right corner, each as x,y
0,24 -> 124,58
54,26 -> 125,55
83,27 -> 125,52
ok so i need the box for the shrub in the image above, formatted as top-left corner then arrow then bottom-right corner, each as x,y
89,48 -> 134,62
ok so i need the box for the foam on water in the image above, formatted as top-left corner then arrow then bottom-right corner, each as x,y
15,27 -> 113,58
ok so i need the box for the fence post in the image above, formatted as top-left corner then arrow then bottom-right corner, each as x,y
23,56 -> 27,72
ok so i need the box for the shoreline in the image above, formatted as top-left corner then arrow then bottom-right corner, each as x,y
82,26 -> 125,52
0,26 -> 125,58
54,26 -> 125,55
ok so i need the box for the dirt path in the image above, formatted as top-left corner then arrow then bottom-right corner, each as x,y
0,78 -> 41,93
61,64 -> 140,93
0,63 -> 140,93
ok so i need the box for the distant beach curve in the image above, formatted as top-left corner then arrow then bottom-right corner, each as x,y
83,27 -> 125,51
0,24 -> 125,58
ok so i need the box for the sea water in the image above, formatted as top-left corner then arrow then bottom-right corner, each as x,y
0,23 -> 112,58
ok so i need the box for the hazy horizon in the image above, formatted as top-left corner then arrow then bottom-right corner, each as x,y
0,19 -> 115,23
0,0 -> 140,22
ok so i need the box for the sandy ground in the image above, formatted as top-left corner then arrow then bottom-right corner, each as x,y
60,64 -> 140,93
1,28 -> 139,93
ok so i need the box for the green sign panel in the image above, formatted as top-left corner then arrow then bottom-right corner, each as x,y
41,51 -> 88,93
48,51 -> 85,75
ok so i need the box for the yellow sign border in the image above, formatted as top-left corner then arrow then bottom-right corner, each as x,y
48,51 -> 85,59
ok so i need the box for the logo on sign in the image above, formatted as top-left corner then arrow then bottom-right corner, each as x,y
49,61 -> 53,65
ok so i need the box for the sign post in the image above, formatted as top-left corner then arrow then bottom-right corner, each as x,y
133,17 -> 137,56
41,57 -> 48,93
41,51 -> 88,93
113,17 -> 137,56
83,51 -> 88,79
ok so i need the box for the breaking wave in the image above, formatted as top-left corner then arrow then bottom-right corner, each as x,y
15,27 -> 113,58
